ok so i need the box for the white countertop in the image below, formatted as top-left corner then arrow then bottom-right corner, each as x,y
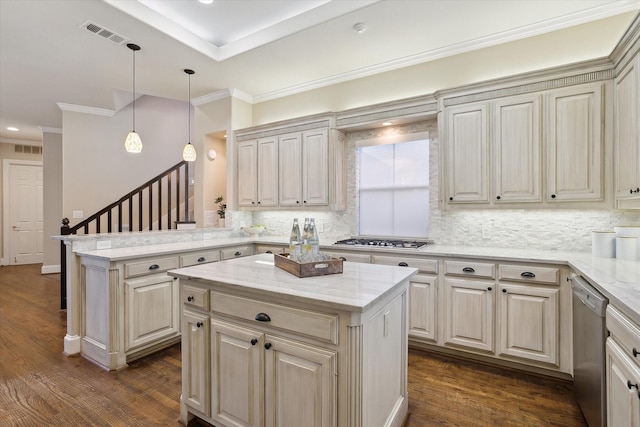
168,253 -> 417,313
73,235 -> 640,324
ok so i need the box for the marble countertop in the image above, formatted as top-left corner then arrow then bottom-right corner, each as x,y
168,253 -> 418,313
73,235 -> 640,324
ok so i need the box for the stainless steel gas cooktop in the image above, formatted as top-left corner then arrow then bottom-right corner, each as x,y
333,237 -> 433,249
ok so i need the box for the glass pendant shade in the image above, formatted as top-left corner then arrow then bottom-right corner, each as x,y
125,131 -> 143,153
182,142 -> 197,161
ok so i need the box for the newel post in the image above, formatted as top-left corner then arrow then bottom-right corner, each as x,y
60,218 -> 70,310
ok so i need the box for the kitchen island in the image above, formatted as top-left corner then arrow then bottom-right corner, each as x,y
168,253 -> 418,427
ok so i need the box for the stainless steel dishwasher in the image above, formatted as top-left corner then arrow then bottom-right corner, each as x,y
572,275 -> 608,427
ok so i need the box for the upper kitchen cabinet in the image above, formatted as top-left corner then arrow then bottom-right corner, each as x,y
440,66 -> 613,209
443,93 -> 542,205
235,114 -> 346,211
546,82 -> 604,203
614,49 -> 640,209
237,136 -> 278,208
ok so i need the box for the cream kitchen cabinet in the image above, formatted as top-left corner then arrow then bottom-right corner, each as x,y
235,114 -> 346,211
279,129 -> 329,207
444,93 -> 542,205
237,137 -> 278,208
546,82 -> 604,202
220,245 -> 254,260
182,309 -> 210,417
615,52 -> 640,209
323,249 -> 371,263
253,244 -> 287,255
606,305 -> 640,427
372,254 -> 438,342
210,318 -> 337,427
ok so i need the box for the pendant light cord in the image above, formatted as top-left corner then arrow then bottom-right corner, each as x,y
188,72 -> 191,143
132,47 -> 136,132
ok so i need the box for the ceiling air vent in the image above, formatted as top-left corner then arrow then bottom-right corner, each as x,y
80,20 -> 128,45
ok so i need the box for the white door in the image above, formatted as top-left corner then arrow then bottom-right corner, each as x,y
5,161 -> 43,265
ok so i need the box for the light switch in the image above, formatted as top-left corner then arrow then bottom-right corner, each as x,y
73,210 -> 83,219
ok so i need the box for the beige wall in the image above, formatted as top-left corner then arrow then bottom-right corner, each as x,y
42,131 -> 62,272
252,12 -> 635,125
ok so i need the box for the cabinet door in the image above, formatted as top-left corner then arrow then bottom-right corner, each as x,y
445,102 -> 490,204
211,319 -> 263,427
257,137 -> 279,207
546,83 -> 603,202
264,335 -> 337,427
238,140 -> 258,207
497,283 -> 558,365
278,132 -> 303,207
443,277 -> 494,352
124,274 -> 179,352
615,57 -> 640,201
493,94 -> 542,203
607,339 -> 640,427
183,309 -> 210,416
302,129 -> 329,206
409,274 -> 438,342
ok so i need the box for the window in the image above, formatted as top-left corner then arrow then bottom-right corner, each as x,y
358,139 -> 429,237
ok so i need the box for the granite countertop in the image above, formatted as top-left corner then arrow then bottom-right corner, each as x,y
168,253 -> 418,313
72,235 -> 640,324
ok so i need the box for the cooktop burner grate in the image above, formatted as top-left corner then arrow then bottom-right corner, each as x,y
333,238 -> 431,249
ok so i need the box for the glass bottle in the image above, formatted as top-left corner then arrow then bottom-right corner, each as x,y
308,218 -> 319,259
288,218 -> 301,261
301,218 -> 311,261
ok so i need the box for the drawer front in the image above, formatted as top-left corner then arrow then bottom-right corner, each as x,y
607,306 -> 640,367
444,260 -> 495,279
323,250 -> 371,263
254,245 -> 287,255
372,255 -> 437,274
221,245 -> 254,260
125,256 -> 179,278
498,264 -> 559,285
182,284 -> 210,311
211,292 -> 338,345
180,250 -> 221,267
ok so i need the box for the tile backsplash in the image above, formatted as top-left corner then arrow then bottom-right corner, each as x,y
250,120 -> 640,253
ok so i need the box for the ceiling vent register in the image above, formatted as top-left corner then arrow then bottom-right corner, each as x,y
80,21 -> 128,45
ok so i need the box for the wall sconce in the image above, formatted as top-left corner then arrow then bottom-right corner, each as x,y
207,149 -> 217,161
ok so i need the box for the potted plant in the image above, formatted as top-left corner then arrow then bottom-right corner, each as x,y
214,196 -> 226,227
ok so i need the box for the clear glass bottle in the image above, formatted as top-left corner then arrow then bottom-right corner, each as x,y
288,218 -> 301,261
301,218 -> 311,261
308,218 -> 319,259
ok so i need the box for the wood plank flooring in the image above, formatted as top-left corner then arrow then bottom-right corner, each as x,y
0,264 -> 587,426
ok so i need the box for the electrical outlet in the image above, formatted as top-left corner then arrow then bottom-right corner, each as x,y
72,210 -> 83,219
317,222 -> 324,232
482,224 -> 492,239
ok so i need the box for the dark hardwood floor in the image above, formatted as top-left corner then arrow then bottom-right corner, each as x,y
0,264 -> 587,426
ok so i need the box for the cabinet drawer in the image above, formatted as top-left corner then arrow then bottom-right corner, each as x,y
124,256 -> 179,278
372,255 -> 437,274
607,306 -> 640,368
180,250 -> 221,267
499,264 -> 559,285
254,244 -> 287,255
182,284 -> 210,311
211,292 -> 338,345
444,260 -> 495,279
221,245 -> 254,260
324,250 -> 370,263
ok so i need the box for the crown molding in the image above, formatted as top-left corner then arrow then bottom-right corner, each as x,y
39,126 -> 62,134
192,88 -> 253,106
57,103 -> 116,116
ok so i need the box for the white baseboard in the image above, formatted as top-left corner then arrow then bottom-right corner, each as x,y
41,264 -> 61,274
0,258 -> 5,266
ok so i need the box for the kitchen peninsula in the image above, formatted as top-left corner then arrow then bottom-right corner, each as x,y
168,253 -> 417,427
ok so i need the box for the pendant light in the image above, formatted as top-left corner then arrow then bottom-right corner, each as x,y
124,43 -> 143,153
182,69 -> 197,161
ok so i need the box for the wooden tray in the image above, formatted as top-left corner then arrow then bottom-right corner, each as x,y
274,253 -> 343,278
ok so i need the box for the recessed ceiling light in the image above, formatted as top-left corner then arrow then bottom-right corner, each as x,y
382,122 -> 392,126
353,23 -> 367,34
7,126 -> 19,131
198,0 -> 214,4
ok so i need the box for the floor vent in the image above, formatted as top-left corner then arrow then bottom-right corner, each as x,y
15,145 -> 42,155
80,20 -> 128,45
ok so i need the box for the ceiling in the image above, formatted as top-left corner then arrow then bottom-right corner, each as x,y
1,0 -> 639,142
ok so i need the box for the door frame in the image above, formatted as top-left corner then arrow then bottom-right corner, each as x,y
2,159 -> 43,266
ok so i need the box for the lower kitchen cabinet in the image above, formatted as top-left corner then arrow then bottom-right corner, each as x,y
408,274 -> 438,342
182,309 -> 210,417
497,283 -> 558,365
124,273 -> 180,352
606,305 -> 640,427
443,277 -> 495,353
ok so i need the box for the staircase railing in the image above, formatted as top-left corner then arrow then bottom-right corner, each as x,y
59,161 -> 191,309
